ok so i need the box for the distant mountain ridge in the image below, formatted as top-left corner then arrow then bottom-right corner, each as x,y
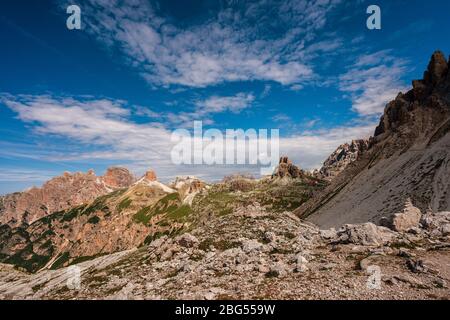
0,167 -> 136,227
0,171 -> 208,272
0,169 -> 324,272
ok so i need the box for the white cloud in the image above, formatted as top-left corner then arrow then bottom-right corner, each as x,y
289,84 -> 304,91
260,84 -> 272,98
280,121 -> 376,169
272,113 -> 292,123
0,169 -> 56,183
339,50 -> 408,116
1,94 -> 173,166
161,93 -> 255,127
1,93 -> 377,184
195,93 -> 254,115
302,38 -> 343,58
133,105 -> 161,118
304,119 -> 319,128
80,0 -> 342,88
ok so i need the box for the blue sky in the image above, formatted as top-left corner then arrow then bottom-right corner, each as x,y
0,0 -> 449,194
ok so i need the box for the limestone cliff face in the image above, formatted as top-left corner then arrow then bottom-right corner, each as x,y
102,167 -> 136,189
371,51 -> 450,155
0,167 -> 135,227
317,139 -> 369,181
295,51 -> 450,228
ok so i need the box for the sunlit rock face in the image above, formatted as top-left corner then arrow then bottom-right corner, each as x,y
0,167 -> 135,227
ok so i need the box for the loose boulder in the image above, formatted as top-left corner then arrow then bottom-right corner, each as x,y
390,200 -> 422,232
336,223 -> 396,246
176,233 -> 199,248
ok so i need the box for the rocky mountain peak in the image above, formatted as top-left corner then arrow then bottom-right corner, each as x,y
423,50 -> 448,86
143,170 -> 157,181
170,176 -> 207,205
317,139 -> 369,181
272,156 -> 302,178
103,167 -> 135,188
374,51 -> 450,146
0,167 -> 136,227
410,51 -> 449,101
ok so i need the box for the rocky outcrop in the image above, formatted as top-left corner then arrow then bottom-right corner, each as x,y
175,233 -> 199,248
102,167 -> 136,189
317,140 -> 369,181
373,51 -> 450,147
0,167 -> 135,227
170,176 -> 206,205
295,51 -> 450,228
421,211 -> 450,238
272,156 -> 303,179
387,200 -> 422,232
424,51 -> 449,88
143,170 -> 157,182
333,223 -> 396,246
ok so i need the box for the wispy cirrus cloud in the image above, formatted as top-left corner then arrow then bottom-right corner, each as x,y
160,93 -> 255,127
1,93 -> 257,177
339,50 -> 409,116
0,94 -> 173,165
0,169 -> 57,183
195,93 -> 255,115
78,0 -> 342,88
1,93 -> 377,182
272,113 -> 292,123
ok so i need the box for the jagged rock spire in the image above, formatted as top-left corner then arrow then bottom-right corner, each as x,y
144,170 -> 157,181
374,50 -> 450,140
272,156 -> 302,178
423,51 -> 448,86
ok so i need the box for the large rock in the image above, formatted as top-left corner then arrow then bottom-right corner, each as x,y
272,156 -> 302,179
336,223 -> 396,246
241,239 -> 263,253
295,254 -> 309,272
389,200 -> 422,232
176,233 -> 199,248
442,224 -> 450,236
421,211 -> 450,237
268,262 -> 288,277
423,51 -> 448,86
103,167 -> 135,188
143,170 -> 157,182
320,228 -> 338,240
